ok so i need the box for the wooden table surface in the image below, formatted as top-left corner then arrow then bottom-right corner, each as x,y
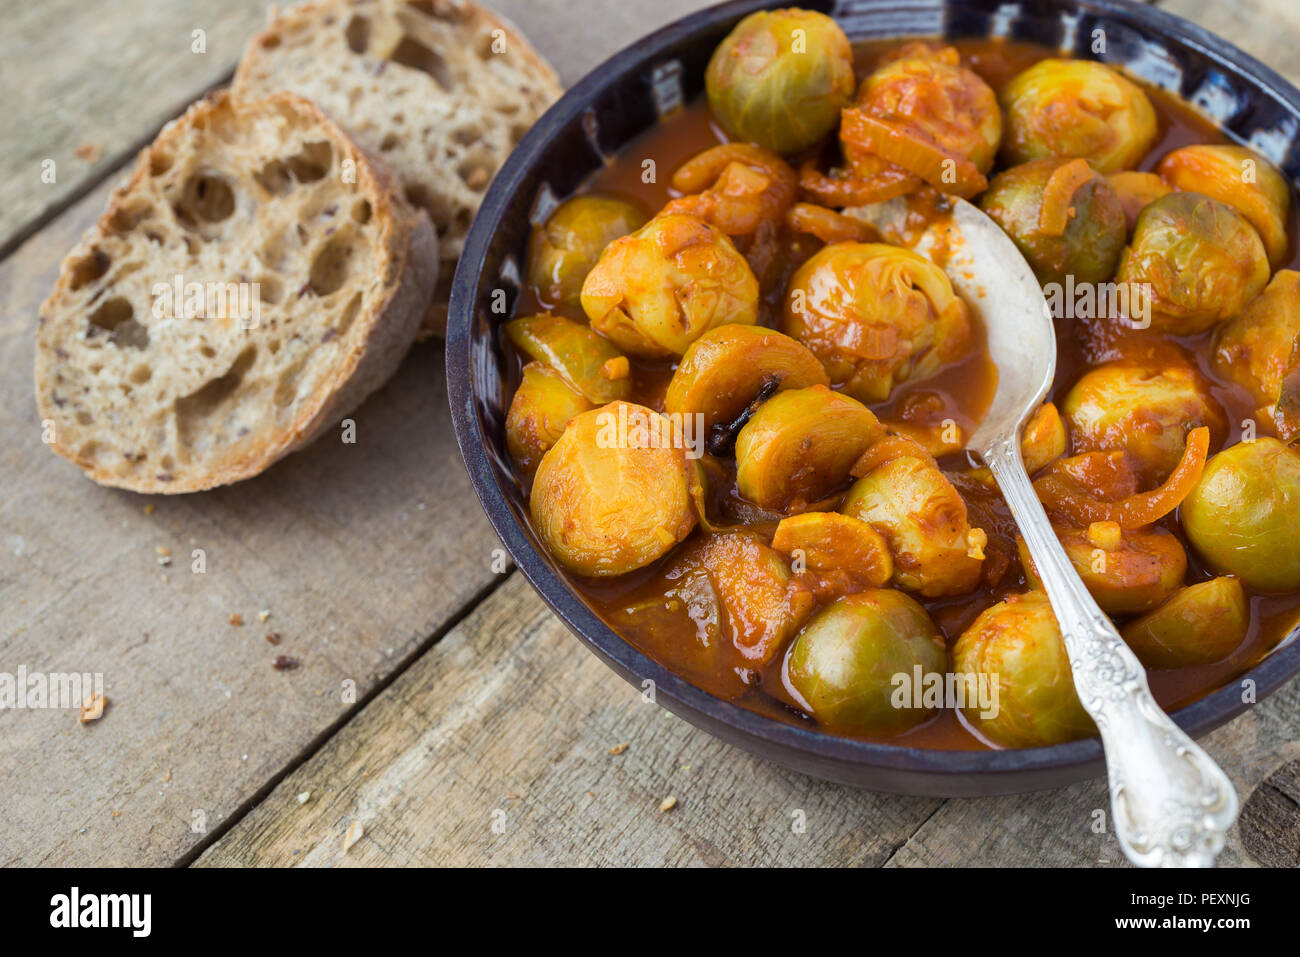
2,0 -> 1298,868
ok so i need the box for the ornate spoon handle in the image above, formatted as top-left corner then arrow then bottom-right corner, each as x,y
983,436 -> 1238,867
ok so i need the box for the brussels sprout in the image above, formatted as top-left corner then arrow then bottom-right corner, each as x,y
841,449 -> 985,598
692,531 -> 813,665
1121,576 -> 1248,669
581,213 -> 759,357
1117,192 -> 1270,335
1018,523 -> 1186,615
1181,438 -> 1300,591
980,157 -> 1126,285
953,591 -> 1096,748
735,384 -> 884,511
853,42 -> 1003,177
1061,359 -> 1227,484
665,324 -> 828,433
705,8 -> 855,154
771,511 -> 893,586
504,313 -> 631,405
526,196 -> 648,310
787,589 -> 948,734
1106,170 -> 1172,233
1213,270 -> 1300,411
1000,59 -> 1157,173
780,242 -> 971,403
505,362 -> 595,470
530,401 -> 697,577
1158,144 -> 1292,267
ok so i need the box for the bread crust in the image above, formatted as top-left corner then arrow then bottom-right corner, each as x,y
36,90 -> 438,493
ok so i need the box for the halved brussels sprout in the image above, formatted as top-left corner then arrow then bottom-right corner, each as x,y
1181,438 -> 1300,591
1121,576 -> 1248,669
1158,144 -> 1292,267
844,42 -> 1002,193
787,589 -> 948,735
526,196 -> 649,310
1000,58 -> 1157,173
505,362 -> 595,470
979,157 -> 1126,285
504,313 -> 631,405
1018,523 -> 1186,615
691,531 -> 814,666
1061,359 -> 1227,485
1117,191 -> 1270,335
705,8 -> 855,154
735,384 -> 884,511
780,241 -> 971,403
953,591 -> 1096,748
581,213 -> 759,357
1106,170 -> 1172,233
1212,270 -> 1300,412
771,511 -> 893,586
664,325 -> 828,432
841,447 -> 985,597
530,401 -> 697,577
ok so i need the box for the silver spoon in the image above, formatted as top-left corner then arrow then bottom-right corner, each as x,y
853,196 -> 1239,867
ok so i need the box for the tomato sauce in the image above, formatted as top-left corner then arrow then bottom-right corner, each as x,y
507,38 -> 1300,750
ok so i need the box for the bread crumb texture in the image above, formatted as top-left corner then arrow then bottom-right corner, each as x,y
234,0 -> 562,262
37,91 -> 437,493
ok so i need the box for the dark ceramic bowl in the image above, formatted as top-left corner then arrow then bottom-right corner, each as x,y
447,0 -> 1300,795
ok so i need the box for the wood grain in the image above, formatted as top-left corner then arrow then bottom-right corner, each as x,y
195,573 -> 943,867
0,172 -> 506,866
1160,0 -> 1300,86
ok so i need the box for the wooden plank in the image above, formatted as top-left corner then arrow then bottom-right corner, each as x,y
1160,0 -> 1300,87
0,0 -> 274,257
195,570 -> 1300,867
0,174 -> 506,866
194,573 -> 943,867
0,0 -> 715,258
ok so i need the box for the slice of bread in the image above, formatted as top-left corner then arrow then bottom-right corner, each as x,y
233,0 -> 563,333
36,90 -> 438,493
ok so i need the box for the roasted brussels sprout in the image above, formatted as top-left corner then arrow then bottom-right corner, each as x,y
1019,523 -> 1187,615
692,531 -> 814,666
526,196 -> 648,310
771,511 -> 893,586
841,445 -> 985,597
504,313 -> 631,405
705,8 -> 855,154
1117,191 -> 1270,335
1212,269 -> 1300,412
530,402 -> 697,577
1121,576 -> 1248,669
1000,58 -> 1157,173
980,157 -> 1126,285
953,591 -> 1096,748
1061,359 -> 1227,485
1106,170 -> 1172,233
581,213 -> 759,357
843,43 -> 1002,195
787,589 -> 948,734
735,384 -> 884,511
665,324 -> 828,432
1158,144 -> 1292,267
1181,438 -> 1300,591
780,241 -> 971,403
506,362 -> 595,470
